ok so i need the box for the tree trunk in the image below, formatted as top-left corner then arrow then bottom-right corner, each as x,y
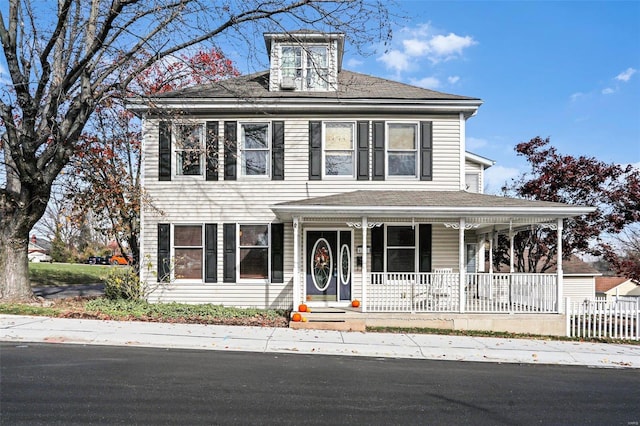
0,230 -> 34,302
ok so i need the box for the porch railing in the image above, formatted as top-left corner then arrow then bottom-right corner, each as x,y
367,272 -> 558,313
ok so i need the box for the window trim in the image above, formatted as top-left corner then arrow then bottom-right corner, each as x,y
239,121 -> 271,179
322,121 -> 356,179
173,122 -> 205,177
385,122 -> 419,179
236,223 -> 271,283
279,44 -> 330,91
172,224 -> 205,282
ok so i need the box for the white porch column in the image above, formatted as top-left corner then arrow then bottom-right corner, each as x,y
489,231 -> 494,274
292,217 -> 300,309
361,216 -> 368,313
459,218 -> 466,313
556,218 -> 564,314
509,222 -> 515,273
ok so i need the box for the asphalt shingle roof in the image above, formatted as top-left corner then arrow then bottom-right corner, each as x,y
274,190 -> 579,209
153,70 -> 480,101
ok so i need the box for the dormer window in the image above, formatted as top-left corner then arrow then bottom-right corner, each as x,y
280,45 -> 328,91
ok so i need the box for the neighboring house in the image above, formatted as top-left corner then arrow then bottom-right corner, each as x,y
129,31 -> 594,326
596,277 -> 640,300
28,235 -> 52,263
491,254 -> 600,302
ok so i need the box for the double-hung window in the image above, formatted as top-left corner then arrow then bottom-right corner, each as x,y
175,124 -> 203,176
324,122 -> 355,177
240,123 -> 270,177
238,224 -> 269,280
280,45 -> 328,91
174,225 -> 203,280
386,226 -> 416,272
387,123 -> 418,178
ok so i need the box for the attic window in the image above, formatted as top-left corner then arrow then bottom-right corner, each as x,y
280,45 -> 328,91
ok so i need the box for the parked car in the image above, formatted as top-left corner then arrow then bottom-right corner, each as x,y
87,256 -> 109,265
110,254 -> 129,265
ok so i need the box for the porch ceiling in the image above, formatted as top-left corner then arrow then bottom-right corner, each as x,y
271,190 -> 595,225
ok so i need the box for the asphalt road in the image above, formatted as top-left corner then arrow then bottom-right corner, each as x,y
1,342 -> 639,425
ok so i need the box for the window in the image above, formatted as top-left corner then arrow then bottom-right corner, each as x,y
240,123 -> 270,177
324,122 -> 355,177
238,224 -> 269,280
386,226 -> 415,272
174,225 -> 203,279
175,124 -> 203,175
387,123 -> 418,177
280,45 -> 328,91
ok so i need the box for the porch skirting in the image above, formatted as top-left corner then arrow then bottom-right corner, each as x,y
360,312 -> 566,336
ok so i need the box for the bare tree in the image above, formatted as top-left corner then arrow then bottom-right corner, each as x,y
0,0 -> 391,301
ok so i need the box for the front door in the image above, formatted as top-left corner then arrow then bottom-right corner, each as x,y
306,231 -> 352,303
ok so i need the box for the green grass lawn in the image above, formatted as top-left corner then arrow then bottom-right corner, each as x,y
29,262 -> 110,287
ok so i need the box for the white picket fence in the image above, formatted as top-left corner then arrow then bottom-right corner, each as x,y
566,297 -> 640,340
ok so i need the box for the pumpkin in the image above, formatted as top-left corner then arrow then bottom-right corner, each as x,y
298,304 -> 308,312
302,317 -> 308,322
351,299 -> 361,308
292,313 -> 302,322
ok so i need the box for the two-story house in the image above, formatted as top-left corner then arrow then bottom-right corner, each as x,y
129,31 -> 593,332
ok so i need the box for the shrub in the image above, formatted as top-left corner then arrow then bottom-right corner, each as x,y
104,267 -> 142,300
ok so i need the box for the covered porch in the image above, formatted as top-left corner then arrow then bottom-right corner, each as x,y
272,190 -> 594,316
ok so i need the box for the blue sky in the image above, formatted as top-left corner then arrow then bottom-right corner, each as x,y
339,0 -> 640,193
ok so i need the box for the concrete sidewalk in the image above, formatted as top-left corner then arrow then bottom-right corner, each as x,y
1,314 -> 639,368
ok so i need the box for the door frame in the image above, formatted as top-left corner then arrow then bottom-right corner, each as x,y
303,227 -> 353,306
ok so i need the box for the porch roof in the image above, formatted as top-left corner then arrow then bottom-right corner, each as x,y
271,190 -> 595,225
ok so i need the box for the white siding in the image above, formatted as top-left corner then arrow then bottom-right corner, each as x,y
141,115 -> 463,306
563,276 -> 595,301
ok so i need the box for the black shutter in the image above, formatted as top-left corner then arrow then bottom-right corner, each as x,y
419,224 -> 432,272
271,223 -> 284,283
357,121 -> 369,180
205,224 -> 217,283
159,121 -> 171,181
206,121 -> 219,181
371,225 -> 384,272
272,121 -> 285,180
420,121 -> 433,181
372,121 -> 385,180
157,224 -> 170,282
223,223 -> 236,283
224,121 -> 237,180
308,121 -> 322,180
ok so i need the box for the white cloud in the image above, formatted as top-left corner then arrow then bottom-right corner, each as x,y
411,76 -> 441,89
615,67 -> 636,82
466,137 -> 488,151
602,87 -> 615,95
484,165 -> 522,195
402,39 -> 430,57
376,49 -> 410,73
376,22 -> 476,72
570,92 -> 586,102
429,33 -> 477,60
345,58 -> 363,68
447,76 -> 460,84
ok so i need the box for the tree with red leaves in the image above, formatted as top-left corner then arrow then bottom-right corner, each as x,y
66,49 -> 239,266
499,137 -> 640,274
